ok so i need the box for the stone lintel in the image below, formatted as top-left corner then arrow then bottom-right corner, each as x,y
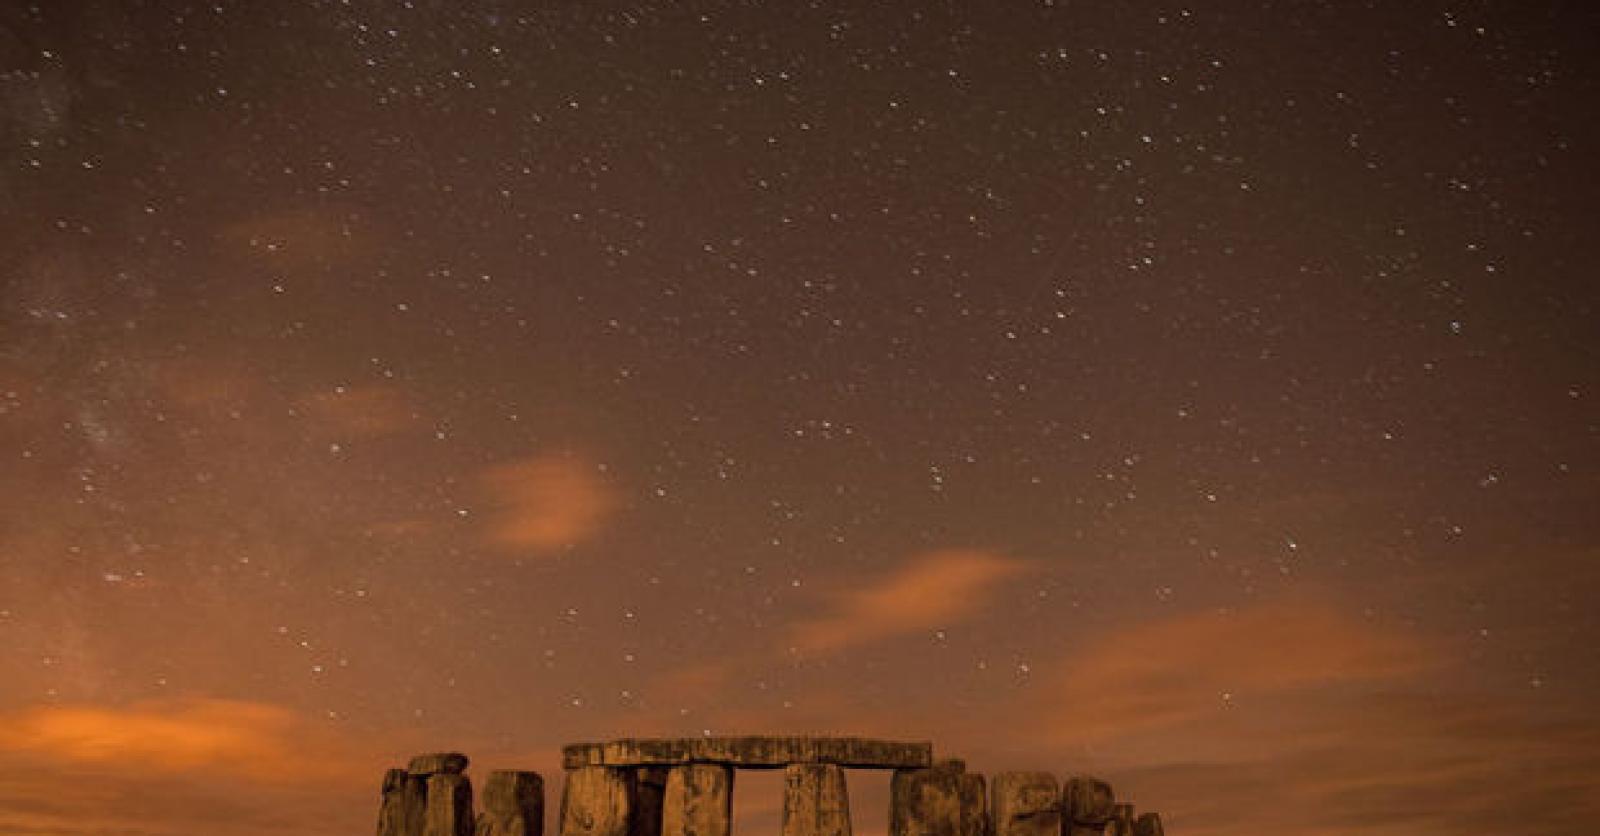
411,752 -> 471,776
563,737 -> 932,770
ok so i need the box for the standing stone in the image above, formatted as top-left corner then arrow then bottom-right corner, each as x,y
1061,778 -> 1114,836
1104,804 -> 1133,836
425,773 -> 475,836
632,767 -> 670,836
561,767 -> 635,836
661,763 -> 733,836
957,773 -> 988,836
782,763 -> 852,836
476,771 -> 544,836
378,768 -> 422,836
988,772 -> 1058,836
890,763 -> 962,836
1131,814 -> 1163,836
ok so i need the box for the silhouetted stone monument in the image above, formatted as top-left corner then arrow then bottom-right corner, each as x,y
375,737 -> 1171,836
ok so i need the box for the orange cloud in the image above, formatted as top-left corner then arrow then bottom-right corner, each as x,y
1038,600 -> 1436,742
479,454 -> 615,551
788,549 -> 1032,654
1062,675 -> 1600,836
0,698 -> 361,783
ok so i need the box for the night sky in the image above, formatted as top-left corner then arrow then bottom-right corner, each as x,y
2,2 -> 1598,834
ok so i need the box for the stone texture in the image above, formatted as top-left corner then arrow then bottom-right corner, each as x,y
890,764 -> 962,836
564,737 -> 931,769
782,763 -> 852,836
411,753 -> 472,776
631,767 -> 670,836
1131,814 -> 1163,836
475,770 -> 544,836
1061,777 -> 1114,836
425,773 -> 475,836
987,772 -> 1058,836
1104,804 -> 1134,836
561,767 -> 635,836
377,768 -> 421,836
661,763 -> 733,836
957,773 -> 988,836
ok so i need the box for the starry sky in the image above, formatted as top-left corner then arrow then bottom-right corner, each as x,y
2,2 -> 1598,834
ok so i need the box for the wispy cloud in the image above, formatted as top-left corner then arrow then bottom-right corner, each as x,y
0,698 -> 362,783
479,453 -> 616,552
788,549 -> 1032,654
977,597 -> 1600,835
1036,600 -> 1436,742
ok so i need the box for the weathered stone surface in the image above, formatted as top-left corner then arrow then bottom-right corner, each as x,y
377,768 -> 420,836
661,763 -> 733,836
1061,777 -> 1114,835
890,764 -> 962,836
782,763 -> 852,836
957,773 -> 988,836
475,771 -> 544,836
564,737 -> 931,770
411,752 -> 472,776
631,767 -> 670,836
1131,813 -> 1163,836
988,772 -> 1058,836
1104,804 -> 1134,836
425,773 -> 475,836
561,767 -> 635,836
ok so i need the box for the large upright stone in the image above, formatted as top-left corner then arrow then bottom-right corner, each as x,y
561,767 -> 635,836
476,771 -> 544,836
1105,804 -> 1134,836
1131,814 -> 1163,836
425,773 -> 475,836
988,772 -> 1058,836
661,763 -> 733,836
378,768 -> 424,836
632,767 -> 670,836
782,763 -> 852,836
890,763 -> 962,836
957,773 -> 988,836
1061,778 -> 1114,836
